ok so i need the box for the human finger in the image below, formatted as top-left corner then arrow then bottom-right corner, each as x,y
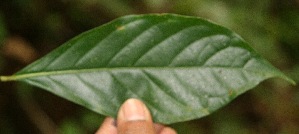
117,98 -> 155,134
95,117 -> 117,134
154,124 -> 177,134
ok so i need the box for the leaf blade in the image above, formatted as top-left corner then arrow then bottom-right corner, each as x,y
2,14 -> 295,124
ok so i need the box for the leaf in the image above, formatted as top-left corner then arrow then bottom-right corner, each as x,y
0,14 -> 295,124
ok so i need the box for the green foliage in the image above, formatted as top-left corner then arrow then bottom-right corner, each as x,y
59,119 -> 86,134
0,14 -> 293,124
59,111 -> 105,134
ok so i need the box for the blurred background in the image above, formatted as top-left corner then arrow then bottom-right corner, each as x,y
0,0 -> 299,133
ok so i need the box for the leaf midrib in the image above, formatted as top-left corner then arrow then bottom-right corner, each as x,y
0,66 -> 248,81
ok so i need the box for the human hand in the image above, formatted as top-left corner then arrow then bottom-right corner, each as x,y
96,98 -> 177,134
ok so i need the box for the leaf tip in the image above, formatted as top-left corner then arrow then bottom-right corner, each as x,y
289,78 -> 297,86
278,74 -> 296,86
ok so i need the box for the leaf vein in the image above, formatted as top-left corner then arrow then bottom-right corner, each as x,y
132,25 -> 200,66
108,71 -> 160,113
202,45 -> 231,66
169,34 -> 225,65
142,70 -> 186,107
106,20 -> 168,66
74,20 -> 142,66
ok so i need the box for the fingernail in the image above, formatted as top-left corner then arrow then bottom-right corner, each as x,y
121,99 -> 146,121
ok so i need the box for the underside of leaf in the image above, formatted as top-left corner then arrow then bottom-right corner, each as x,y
0,14 -> 294,124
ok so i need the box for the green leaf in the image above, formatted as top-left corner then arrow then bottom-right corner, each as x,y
0,14 -> 294,124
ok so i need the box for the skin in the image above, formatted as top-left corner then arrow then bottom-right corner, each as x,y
96,99 -> 177,134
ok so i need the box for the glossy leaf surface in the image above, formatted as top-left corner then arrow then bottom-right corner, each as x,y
0,14 -> 294,124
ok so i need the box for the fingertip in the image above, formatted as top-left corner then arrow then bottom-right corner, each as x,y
154,124 -> 177,134
95,117 -> 117,134
160,127 -> 177,134
117,98 -> 155,134
118,98 -> 152,122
